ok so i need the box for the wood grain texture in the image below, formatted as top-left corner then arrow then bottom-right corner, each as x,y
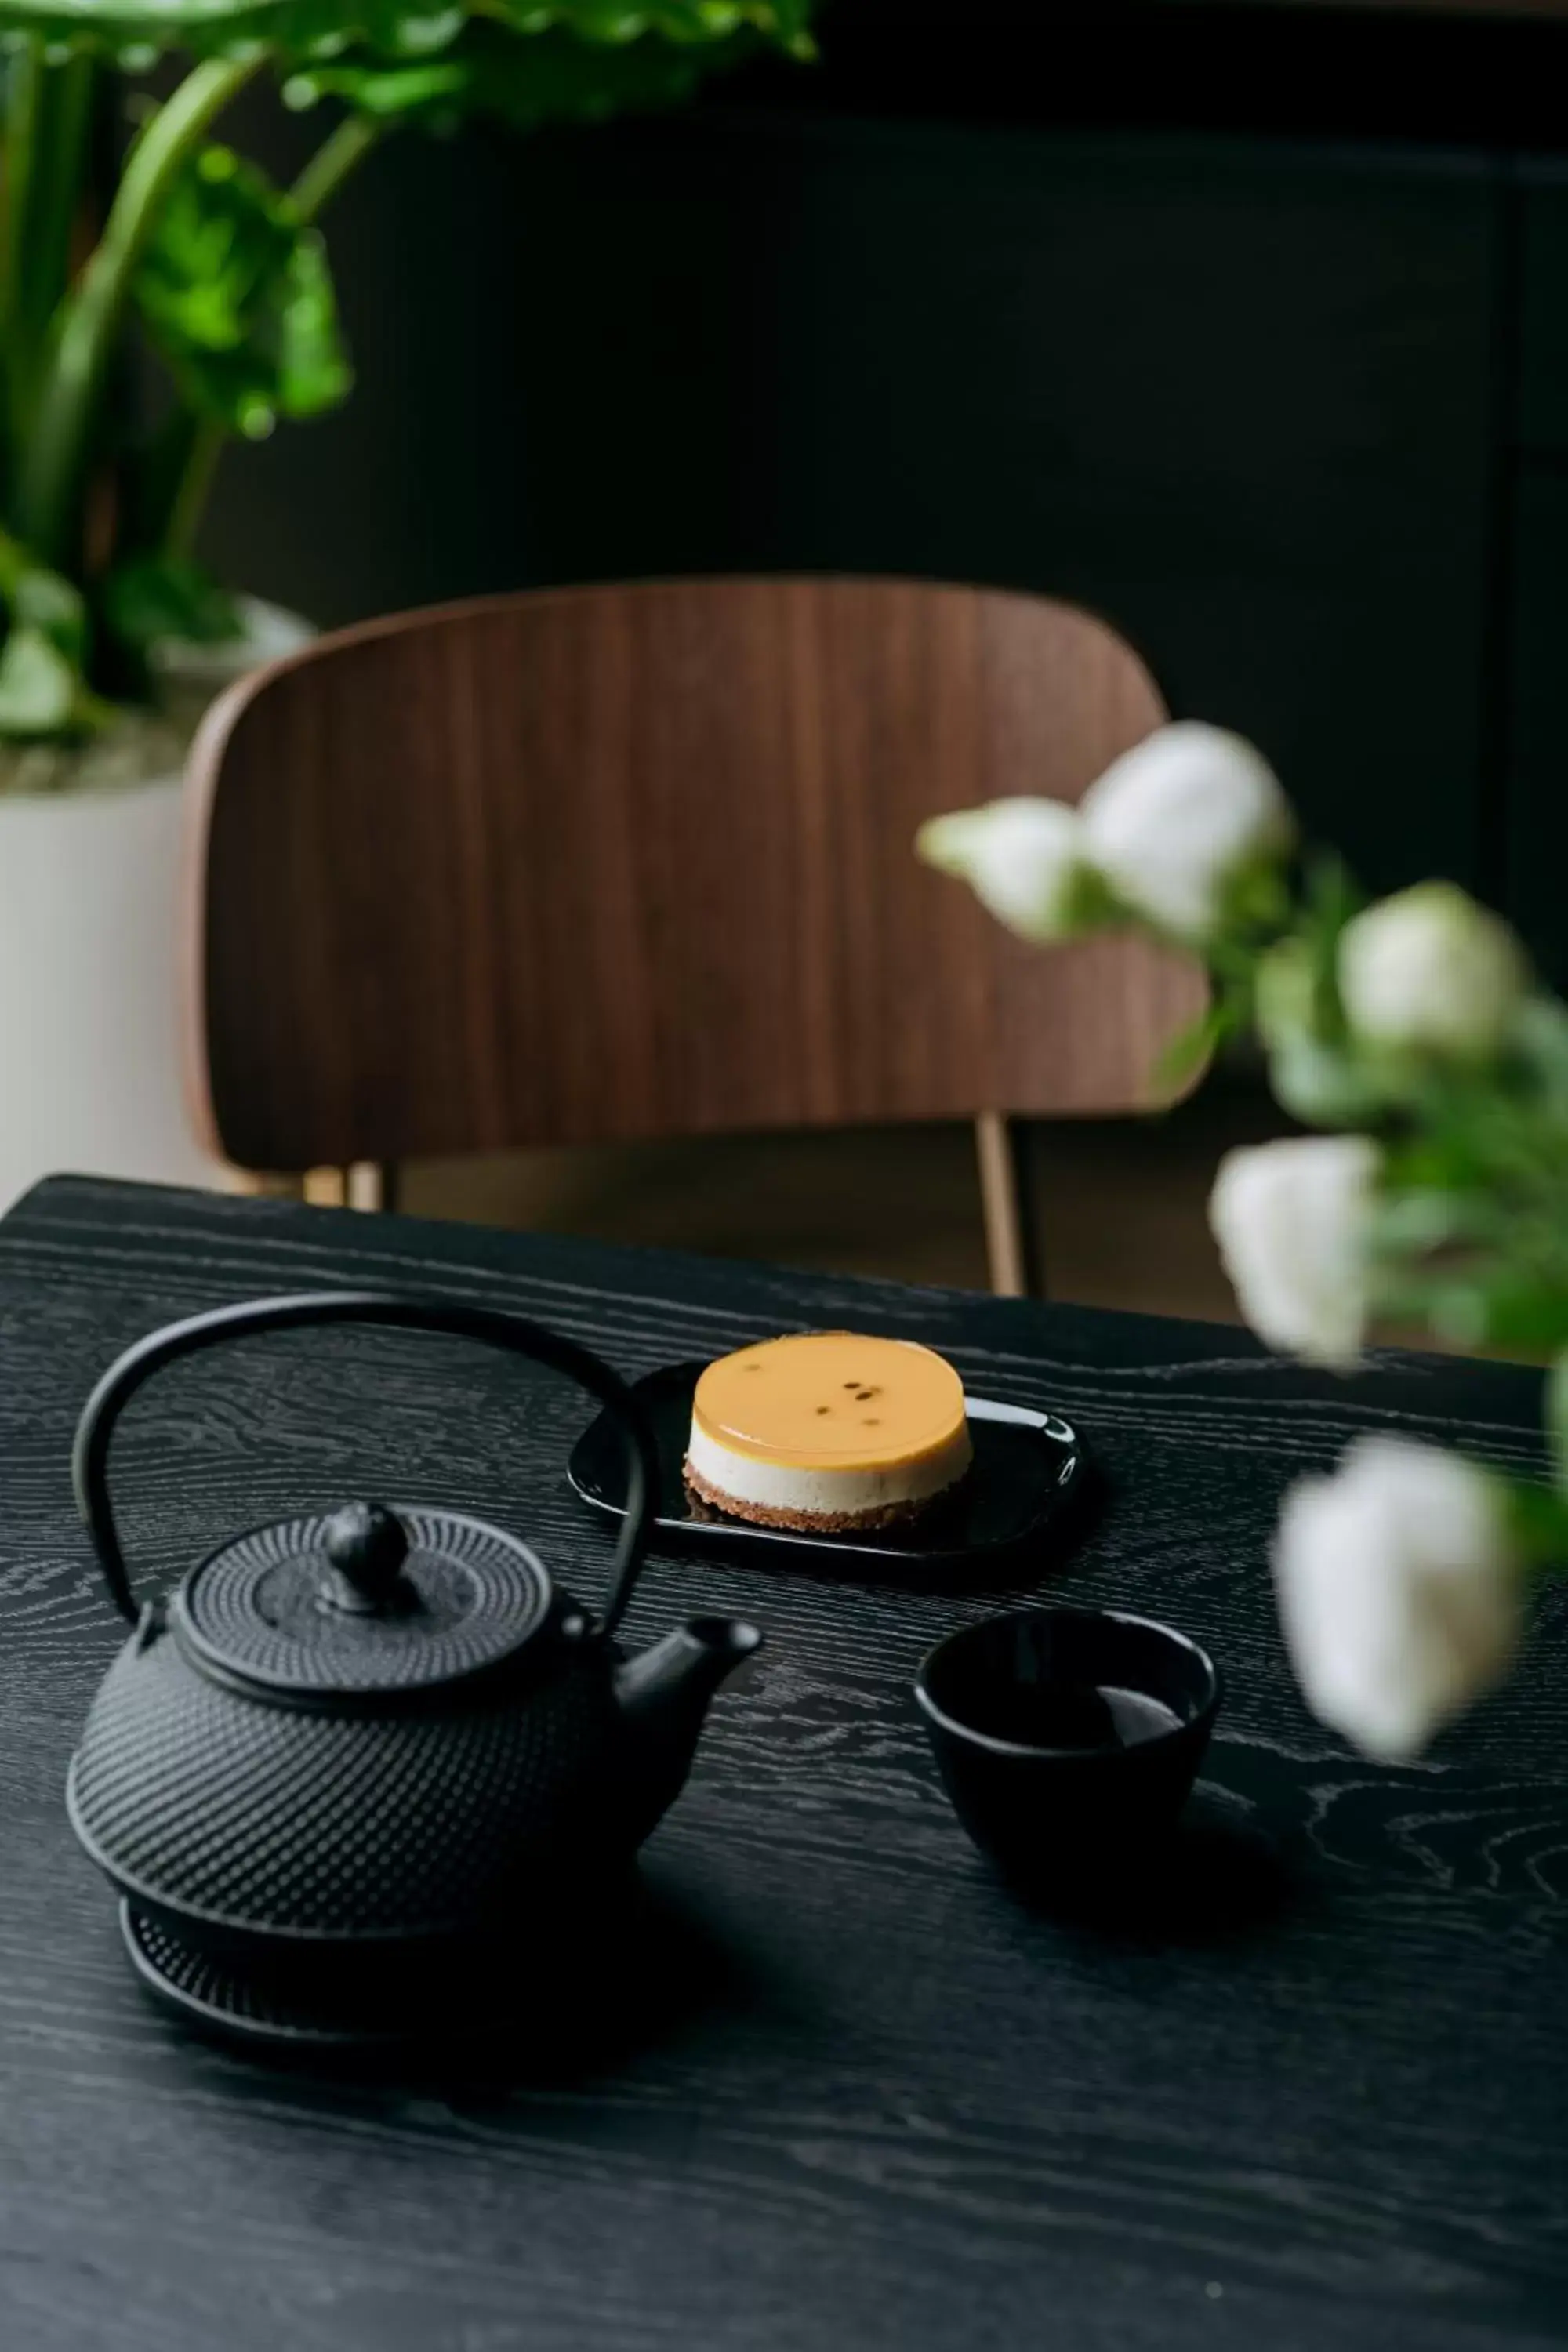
183,578 -> 1203,1173
2,1176 -> 1566,2350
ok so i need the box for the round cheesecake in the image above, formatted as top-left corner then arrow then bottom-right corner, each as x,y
684,1332 -> 973,1531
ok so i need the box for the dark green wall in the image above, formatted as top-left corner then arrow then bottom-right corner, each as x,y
198,25 -> 1568,973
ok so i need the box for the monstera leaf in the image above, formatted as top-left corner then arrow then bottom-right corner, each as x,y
132,142 -> 350,436
0,0 -> 815,74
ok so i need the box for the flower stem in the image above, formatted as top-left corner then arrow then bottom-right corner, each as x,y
161,416 -> 225,560
289,111 -> 380,227
15,54 -> 261,569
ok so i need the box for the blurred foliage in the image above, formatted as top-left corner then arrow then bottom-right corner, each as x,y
100,549 -> 241,649
1235,855 -> 1568,1360
0,0 -> 816,69
0,1 -> 816,757
0,524 -> 108,731
283,16 -> 757,127
133,142 -> 350,437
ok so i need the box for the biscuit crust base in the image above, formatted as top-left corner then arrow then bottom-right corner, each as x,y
683,1457 -> 948,1533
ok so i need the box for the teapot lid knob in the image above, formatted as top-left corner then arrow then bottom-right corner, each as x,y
321,1503 -> 410,1614
173,1502 -> 554,1698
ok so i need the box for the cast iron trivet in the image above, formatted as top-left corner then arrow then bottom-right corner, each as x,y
118,1904 -> 459,2051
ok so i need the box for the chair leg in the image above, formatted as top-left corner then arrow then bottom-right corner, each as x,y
346,1161 -> 397,1213
300,1163 -> 397,1211
226,1168 -> 306,1201
975,1113 -> 1044,1299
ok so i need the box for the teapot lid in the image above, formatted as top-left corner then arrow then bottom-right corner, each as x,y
172,1501 -> 555,1700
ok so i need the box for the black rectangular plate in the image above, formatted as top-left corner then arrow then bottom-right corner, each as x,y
568,1360 -> 1085,1583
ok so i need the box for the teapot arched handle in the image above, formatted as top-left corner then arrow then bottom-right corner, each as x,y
71,1291 -> 662,1638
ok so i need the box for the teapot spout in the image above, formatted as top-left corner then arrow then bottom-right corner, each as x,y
613,1617 -> 763,1833
616,1617 -> 763,1729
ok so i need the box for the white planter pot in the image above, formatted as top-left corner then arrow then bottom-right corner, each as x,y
0,775 -> 217,1213
0,599 -> 312,1215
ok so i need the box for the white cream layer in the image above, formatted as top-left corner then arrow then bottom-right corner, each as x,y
686,1418 -> 972,1518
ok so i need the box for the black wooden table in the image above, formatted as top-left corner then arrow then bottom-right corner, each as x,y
2,1176 -> 1566,2351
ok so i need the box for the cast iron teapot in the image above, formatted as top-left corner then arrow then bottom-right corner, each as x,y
67,1292 -> 762,1972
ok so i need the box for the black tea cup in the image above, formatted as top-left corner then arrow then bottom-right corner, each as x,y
915,1607 -> 1221,1893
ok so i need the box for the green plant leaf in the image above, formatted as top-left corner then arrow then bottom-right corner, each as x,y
1513,995 -> 1568,1111
100,550 -> 241,649
10,563 -> 88,661
1265,1029 -> 1389,1130
0,0 -> 816,70
1153,1000 -> 1230,1095
0,529 -> 89,663
283,13 -> 757,123
0,622 -> 88,733
131,141 -> 350,435
1496,1471 -> 1568,1573
1548,1351 -> 1568,1496
0,529 -> 100,733
1417,1273 -> 1568,1355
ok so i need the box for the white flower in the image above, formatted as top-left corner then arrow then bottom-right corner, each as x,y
916,797 -> 1087,944
1077,721 -> 1295,939
1338,881 -> 1527,1062
1273,1436 -> 1520,1759
1209,1135 -> 1377,1367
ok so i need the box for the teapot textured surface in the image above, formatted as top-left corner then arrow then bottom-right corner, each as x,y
64,1290 -> 762,2004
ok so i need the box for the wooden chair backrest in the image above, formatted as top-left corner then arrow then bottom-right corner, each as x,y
183,576 -> 1204,1174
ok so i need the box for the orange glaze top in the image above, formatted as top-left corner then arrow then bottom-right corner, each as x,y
691,1332 -> 967,1472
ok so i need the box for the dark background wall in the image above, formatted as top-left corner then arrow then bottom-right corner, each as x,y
198,0 -> 1568,975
